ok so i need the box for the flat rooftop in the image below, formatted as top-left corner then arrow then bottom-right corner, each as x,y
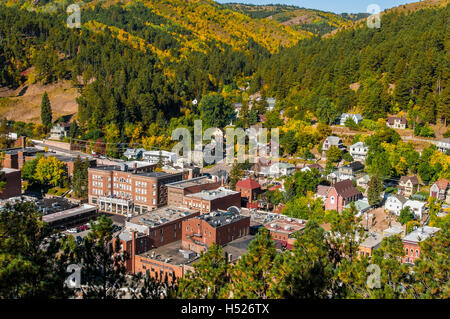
241,209 -> 306,228
403,226 -> 440,243
90,166 -> 176,178
223,235 -> 255,262
138,240 -> 198,267
196,210 -> 250,228
166,176 -> 217,189
36,197 -> 79,215
137,235 -> 256,266
185,187 -> 239,201
359,232 -> 384,248
1,167 -> 20,173
42,204 -> 97,223
4,147 -> 42,155
128,206 -> 199,229
265,219 -> 306,234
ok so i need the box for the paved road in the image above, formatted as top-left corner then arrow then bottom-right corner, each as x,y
330,127 -> 439,145
30,139 -> 93,159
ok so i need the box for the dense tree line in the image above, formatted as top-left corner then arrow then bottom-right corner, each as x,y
252,6 -> 449,125
179,206 -> 450,299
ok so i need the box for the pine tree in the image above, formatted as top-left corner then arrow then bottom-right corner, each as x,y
367,176 -> 383,207
40,92 -> 52,129
177,243 -> 230,299
226,228 -> 277,298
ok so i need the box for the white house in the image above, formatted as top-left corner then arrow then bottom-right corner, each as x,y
437,138 -> 450,154
350,142 -> 369,162
339,113 -> 363,126
322,136 -> 346,157
265,162 -> 296,178
142,150 -> 178,165
385,194 -> 408,215
123,148 -> 146,160
404,200 -> 426,220
266,98 -> 276,111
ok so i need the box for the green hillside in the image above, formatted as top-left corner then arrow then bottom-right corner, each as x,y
223,3 -> 369,36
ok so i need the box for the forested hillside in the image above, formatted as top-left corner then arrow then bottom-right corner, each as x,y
251,4 -> 449,125
0,0 -> 309,145
223,3 -> 368,36
0,0 -> 448,151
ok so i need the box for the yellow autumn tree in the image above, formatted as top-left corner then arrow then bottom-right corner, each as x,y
34,156 -> 67,187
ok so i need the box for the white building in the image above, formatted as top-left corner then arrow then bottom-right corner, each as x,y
142,150 -> 178,165
262,162 -> 296,178
123,148 -> 146,160
437,138 -> 450,154
322,136 -> 346,157
339,113 -> 363,126
385,194 -> 408,215
404,200 -> 427,220
350,142 -> 369,162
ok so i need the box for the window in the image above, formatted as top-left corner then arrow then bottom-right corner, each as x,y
415,250 -> 419,257
405,248 -> 408,256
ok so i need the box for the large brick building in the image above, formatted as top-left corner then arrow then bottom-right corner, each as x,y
1,147 -> 96,178
0,168 -> 21,199
118,207 -> 199,272
88,165 -> 182,216
182,187 -> 241,213
2,147 -> 43,169
324,179 -> 362,212
167,176 -> 222,207
181,210 -> 250,254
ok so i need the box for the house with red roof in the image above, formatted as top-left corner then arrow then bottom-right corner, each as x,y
430,178 -> 450,204
236,177 -> 262,203
324,179 -> 362,212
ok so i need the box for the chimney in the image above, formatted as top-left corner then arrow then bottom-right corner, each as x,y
131,231 -> 136,274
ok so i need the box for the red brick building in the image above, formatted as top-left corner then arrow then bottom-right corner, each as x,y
401,226 -> 440,264
324,179 -> 362,212
118,207 -> 199,272
264,218 -> 306,250
182,187 -> 241,213
236,177 -> 261,203
88,165 -> 182,216
181,210 -> 250,254
0,168 -> 21,199
167,176 -> 222,207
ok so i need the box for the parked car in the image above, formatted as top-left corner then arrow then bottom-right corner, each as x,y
78,225 -> 89,231
67,228 -> 78,233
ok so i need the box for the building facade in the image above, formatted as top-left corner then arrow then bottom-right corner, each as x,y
386,116 -> 407,129
181,210 -> 250,254
324,179 -> 362,212
430,178 -> 450,203
88,165 -> 182,216
398,176 -> 420,197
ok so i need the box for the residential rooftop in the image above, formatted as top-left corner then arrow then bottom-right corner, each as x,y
359,232 -> 384,248
403,226 -> 440,243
